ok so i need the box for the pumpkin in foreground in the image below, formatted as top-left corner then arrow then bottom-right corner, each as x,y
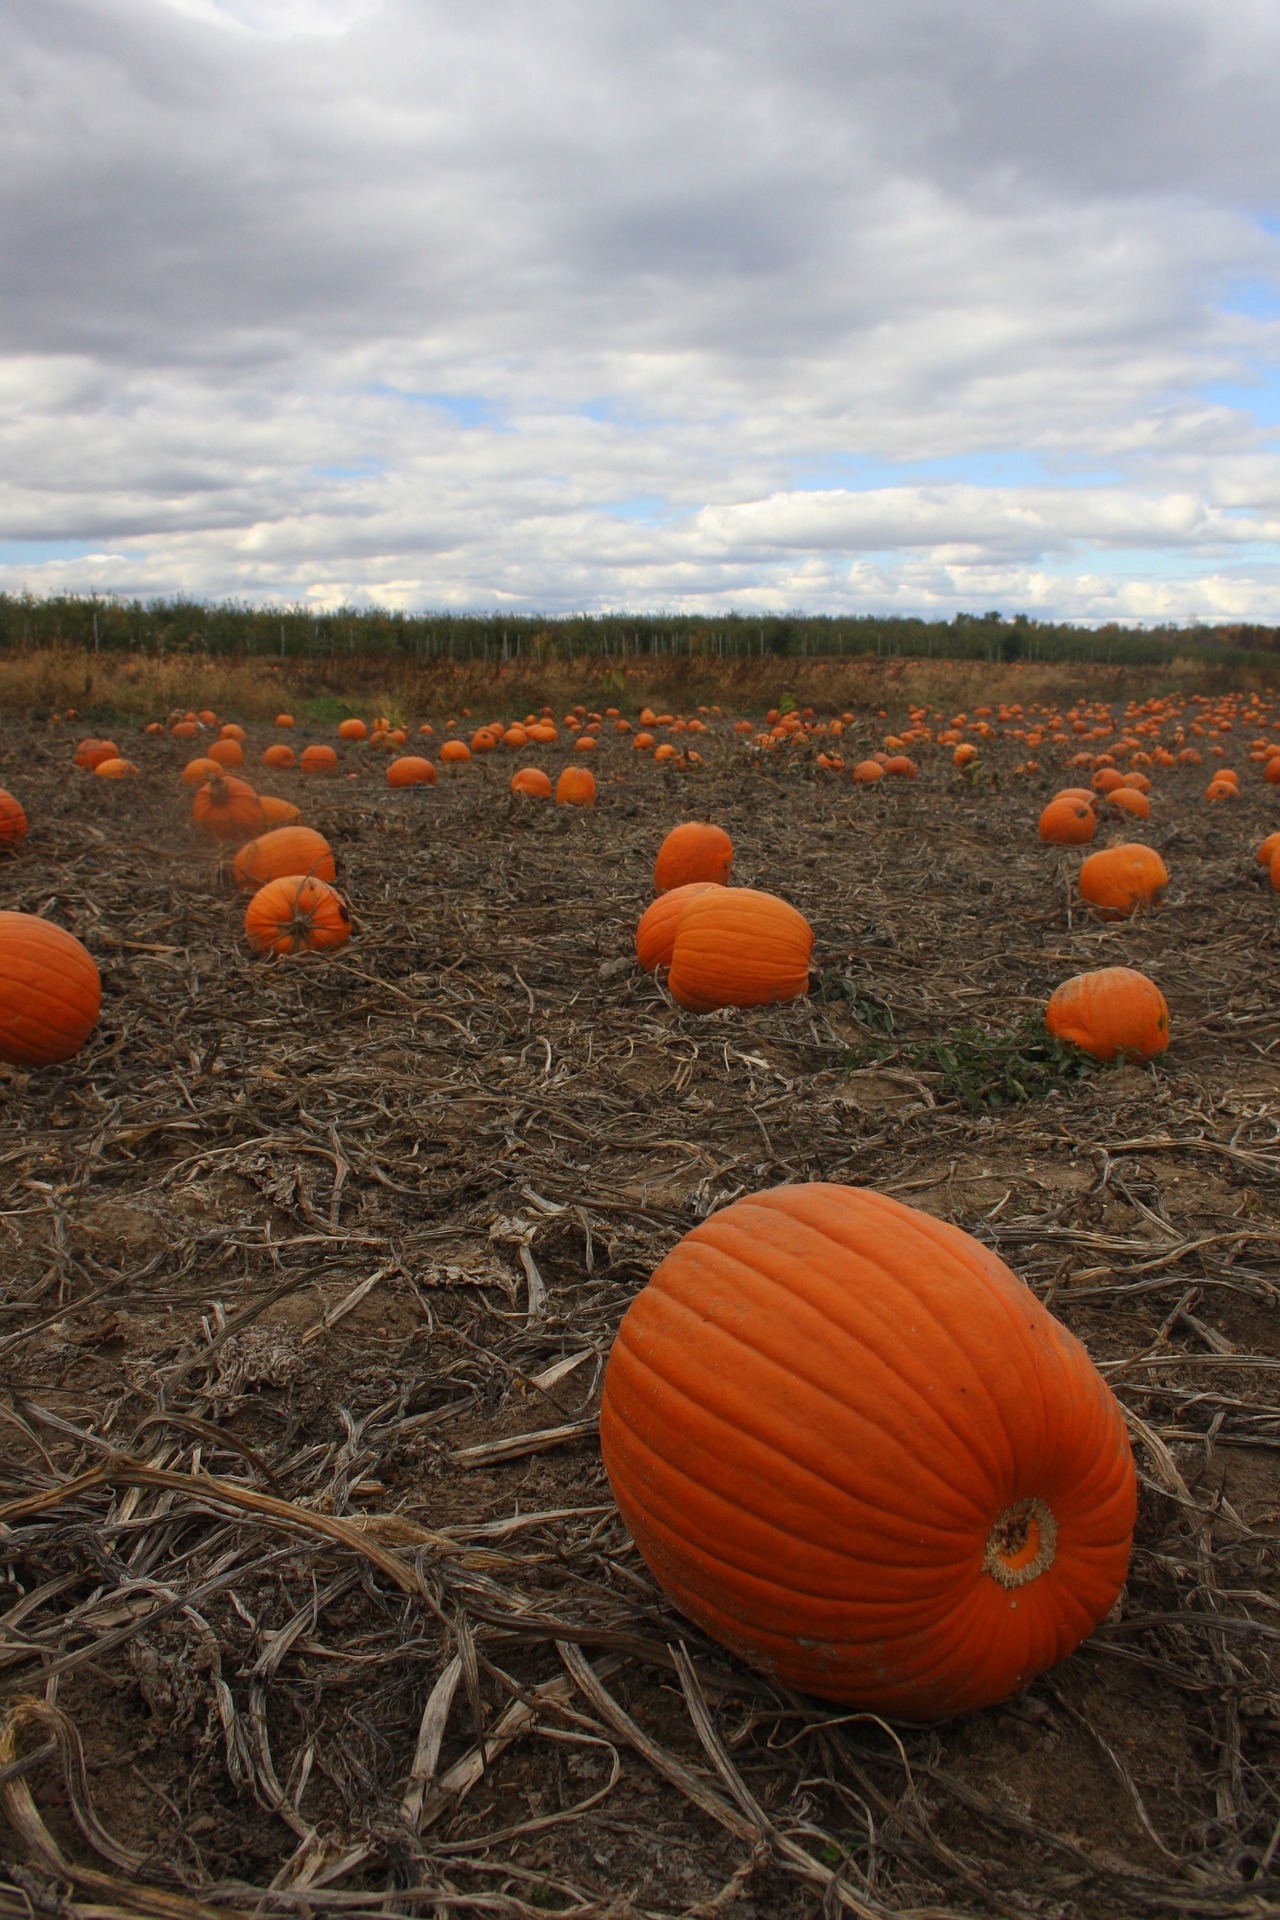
0,911 -> 101,1067
0,789 -> 28,850
244,876 -> 351,956
1046,966 -> 1169,1063
601,1182 -> 1136,1720
635,881 -> 716,972
667,886 -> 812,1012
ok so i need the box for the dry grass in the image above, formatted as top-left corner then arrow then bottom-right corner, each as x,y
0,700 -> 1279,1918
0,645 -> 1271,730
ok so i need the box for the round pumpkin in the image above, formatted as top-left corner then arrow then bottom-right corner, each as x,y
386,755 -> 437,788
1038,797 -> 1096,846
207,738 -> 244,768
667,887 -> 813,1013
244,876 -> 351,956
261,743 -> 295,770
232,826 -> 336,892
0,789 -> 27,850
93,757 -> 139,779
1256,831 -> 1280,868
182,756 -> 223,786
337,718 -> 368,741
1107,787 -> 1150,821
635,882 -> 716,972
1078,843 -> 1168,918
511,767 -> 553,799
1046,966 -> 1169,1062
851,760 -> 884,784
300,744 -> 339,776
275,713 -> 295,728
75,739 -> 118,770
440,740 -> 471,766
1091,767 -> 1126,794
192,775 -> 265,841
0,912 -> 101,1067
556,766 -> 596,807
219,723 -> 246,743
600,1181 -> 1136,1720
654,823 -> 733,894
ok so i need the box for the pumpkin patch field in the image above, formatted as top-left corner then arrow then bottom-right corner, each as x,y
2,672 -> 1280,1918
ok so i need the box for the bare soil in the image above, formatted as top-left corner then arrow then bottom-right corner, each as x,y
1,708 -> 1278,1919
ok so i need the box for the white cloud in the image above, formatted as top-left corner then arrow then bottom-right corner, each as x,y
2,0 -> 1280,618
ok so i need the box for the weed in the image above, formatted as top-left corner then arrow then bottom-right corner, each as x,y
912,1016 -> 1095,1110
817,972 -> 896,1033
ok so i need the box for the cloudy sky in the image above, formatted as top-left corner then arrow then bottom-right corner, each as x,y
3,0 -> 1280,620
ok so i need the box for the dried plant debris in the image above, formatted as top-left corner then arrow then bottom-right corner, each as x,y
1,717 -> 1279,1919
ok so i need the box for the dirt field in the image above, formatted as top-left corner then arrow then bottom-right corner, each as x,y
1,692 -> 1279,1919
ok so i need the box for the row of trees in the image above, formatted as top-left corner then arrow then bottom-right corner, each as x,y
0,593 -> 1275,669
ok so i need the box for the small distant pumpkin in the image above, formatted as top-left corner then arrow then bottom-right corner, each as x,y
1256,831 -> 1280,868
244,876 -> 351,956
511,767 -> 552,799
232,826 -> 336,892
0,789 -> 28,850
75,739 -> 118,770
1046,966 -> 1169,1062
0,912 -> 101,1067
337,718 -> 368,741
851,760 -> 884,784
207,738 -> 245,768
556,766 -> 596,807
219,723 -> 246,743
386,756 -> 437,788
667,887 -> 813,1012
1107,787 -> 1150,821
93,757 -> 139,779
261,743 -> 295,770
300,744 -> 339,776
182,756 -> 223,786
258,795 -> 303,826
440,739 -> 471,766
1078,843 -> 1168,918
635,882 -> 716,971
654,822 -> 733,894
275,713 -> 295,728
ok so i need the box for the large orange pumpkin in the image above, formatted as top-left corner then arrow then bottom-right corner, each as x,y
244,876 -> 351,956
232,826 -> 336,892
182,756 -> 223,786
1078,843 -> 1167,918
653,822 -> 733,893
0,912 -> 101,1067
600,1182 -> 1136,1720
511,767 -> 552,799
386,756 -> 436,788
337,718 -> 368,741
300,744 -> 339,776
635,882 -> 716,972
0,790 -> 29,849
1046,966 -> 1169,1062
1038,797 -> 1096,845
667,887 -> 812,1012
207,738 -> 244,768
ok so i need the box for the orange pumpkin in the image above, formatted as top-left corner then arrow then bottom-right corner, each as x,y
1091,767 -> 1126,794
635,882 -> 716,971
1256,831 -> 1280,867
386,755 -> 437,787
182,756 -> 223,786
600,1182 -> 1136,1719
219,723 -> 246,743
882,754 -> 917,778
0,790 -> 27,850
207,738 -> 245,768
556,766 -> 596,807
93,757 -> 139,779
192,775 -> 265,841
654,822 -> 733,894
1107,787 -> 1150,821
232,826 -> 336,892
75,739 -> 118,770
258,795 -> 303,826
337,718 -> 368,741
511,767 -> 553,799
261,743 -> 295,770
1046,966 -> 1169,1062
244,876 -> 351,956
851,760 -> 884,784
1038,797 -> 1096,845
667,887 -> 813,1012
1078,843 -> 1167,918
275,713 -> 295,728
440,739 -> 471,766
0,912 -> 101,1067
299,744 -> 339,776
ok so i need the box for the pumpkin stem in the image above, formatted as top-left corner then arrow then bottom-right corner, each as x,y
983,1497 -> 1057,1588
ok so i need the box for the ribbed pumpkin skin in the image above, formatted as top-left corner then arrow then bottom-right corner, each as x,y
232,827 -> 336,892
556,766 -> 596,807
1046,967 -> 1168,1062
601,1184 -> 1136,1720
1078,843 -> 1167,918
244,877 -> 351,956
667,888 -> 812,1012
1038,798 -> 1096,845
0,912 -> 101,1067
654,823 -> 733,893
635,882 -> 716,972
